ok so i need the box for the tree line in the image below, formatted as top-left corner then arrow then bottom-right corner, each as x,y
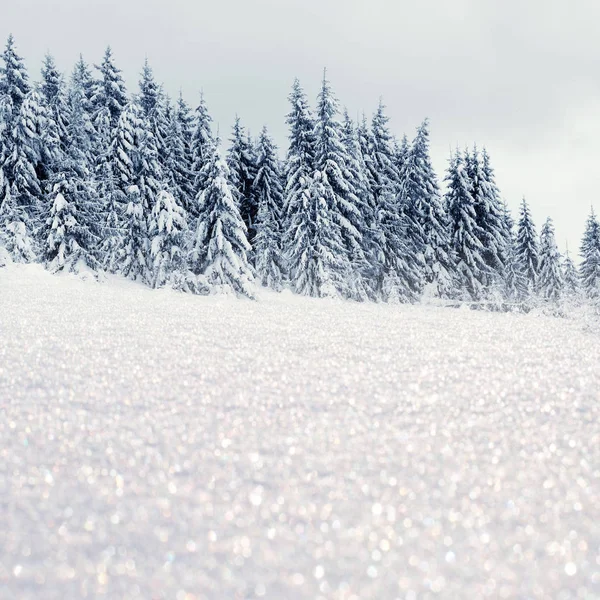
1,36 -> 599,307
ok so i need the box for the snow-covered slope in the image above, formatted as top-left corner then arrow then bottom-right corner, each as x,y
1,265 -> 599,599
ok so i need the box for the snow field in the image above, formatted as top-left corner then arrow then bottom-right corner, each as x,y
0,265 -> 599,599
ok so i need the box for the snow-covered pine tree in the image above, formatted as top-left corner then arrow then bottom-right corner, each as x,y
191,145 -> 254,297
105,101 -> 141,273
310,71 -> 364,298
71,56 -> 95,116
537,217 -> 563,302
365,100 -> 408,298
165,96 -> 195,215
514,197 -> 539,295
579,207 -> 600,300
45,61 -> 104,273
394,134 -> 410,180
41,169 -> 100,275
504,237 -> 527,305
169,93 -> 195,212
40,54 -> 69,155
120,184 -> 150,283
283,78 -> 315,279
464,146 -> 509,295
0,35 -> 35,259
148,189 -> 188,289
92,47 -> 128,130
0,35 -> 30,116
338,109 -> 370,299
400,119 -> 454,298
190,92 -> 214,198
3,91 -> 47,254
286,168 -> 350,298
356,113 -> 385,295
445,150 -> 488,301
562,247 -> 580,300
253,126 -> 284,290
369,99 -> 400,201
227,116 -> 258,244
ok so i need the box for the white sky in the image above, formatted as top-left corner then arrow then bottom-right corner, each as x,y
3,0 -> 599,252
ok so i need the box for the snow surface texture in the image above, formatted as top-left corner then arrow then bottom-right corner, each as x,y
0,265 -> 599,600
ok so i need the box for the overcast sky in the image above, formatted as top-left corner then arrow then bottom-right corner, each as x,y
3,0 -> 599,251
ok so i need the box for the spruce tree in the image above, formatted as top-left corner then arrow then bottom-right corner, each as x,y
286,169 -> 350,298
41,74 -> 101,274
0,35 -> 34,260
400,119 -> 453,297
579,208 -> 600,300
253,126 -> 284,290
445,150 -> 487,300
227,116 -> 257,243
92,47 -> 128,130
562,248 -> 580,300
42,173 -> 99,274
369,99 -> 399,199
537,217 -> 563,302
356,113 -> 385,294
283,79 -> 315,281
465,146 -> 509,291
148,190 -> 188,289
310,71 -> 363,298
514,197 -> 539,295
40,54 -> 69,154
190,92 -> 214,198
0,35 -> 30,116
168,93 -> 195,213
339,109 -> 370,299
120,184 -> 150,283
191,146 -> 255,298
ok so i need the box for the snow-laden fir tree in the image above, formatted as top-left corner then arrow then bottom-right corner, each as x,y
253,126 -> 284,290
400,119 -> 454,298
445,150 -> 487,301
92,47 -> 128,129
356,113 -> 386,294
128,97 -> 164,213
537,217 -> 563,302
190,92 -> 214,199
369,99 -> 400,200
286,169 -> 350,298
394,134 -> 410,180
341,110 -> 373,291
191,145 -> 255,298
148,189 -> 188,289
104,102 -> 141,273
40,54 -> 69,155
120,184 -> 150,283
227,116 -> 258,244
138,60 -> 172,184
0,35 -> 30,117
514,197 -> 539,295
504,237 -> 527,304
0,35 -> 34,260
40,71 -> 101,274
579,207 -> 600,300
3,91 -> 46,248
283,78 -> 315,279
465,146 -> 509,294
42,173 -> 99,274
310,71 -> 366,298
562,247 -> 580,300
365,101 -> 406,297
167,93 -> 195,214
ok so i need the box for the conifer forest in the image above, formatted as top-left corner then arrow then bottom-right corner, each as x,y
1,36 -> 598,309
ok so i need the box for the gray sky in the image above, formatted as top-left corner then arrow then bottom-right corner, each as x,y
3,0 -> 599,252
